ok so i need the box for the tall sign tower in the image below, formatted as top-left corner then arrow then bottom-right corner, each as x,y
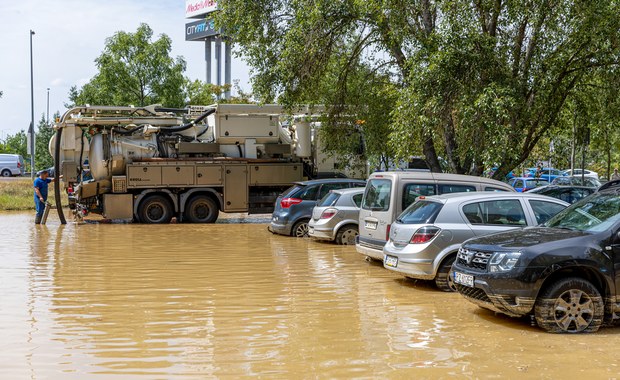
185,0 -> 231,99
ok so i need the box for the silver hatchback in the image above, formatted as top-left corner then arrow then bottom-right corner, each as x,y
383,192 -> 568,291
308,187 -> 365,245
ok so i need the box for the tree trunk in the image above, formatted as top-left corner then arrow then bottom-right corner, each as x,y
422,132 -> 442,172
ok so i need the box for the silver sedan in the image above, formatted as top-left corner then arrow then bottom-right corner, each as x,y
308,187 -> 365,245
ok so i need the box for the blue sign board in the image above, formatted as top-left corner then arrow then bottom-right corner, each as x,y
185,18 -> 221,41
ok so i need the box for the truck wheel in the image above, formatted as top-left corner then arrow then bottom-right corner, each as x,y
336,224 -> 358,245
1,169 -> 10,177
138,195 -> 173,224
534,277 -> 604,333
185,195 -> 218,223
292,219 -> 310,238
434,255 -> 456,292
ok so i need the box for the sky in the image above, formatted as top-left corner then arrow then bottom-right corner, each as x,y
0,0 -> 251,138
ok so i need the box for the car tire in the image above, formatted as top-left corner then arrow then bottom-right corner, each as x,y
292,219 -> 310,238
434,255 -> 456,292
138,195 -> 174,224
534,277 -> 604,333
1,169 -> 10,177
184,195 -> 218,223
335,224 -> 358,245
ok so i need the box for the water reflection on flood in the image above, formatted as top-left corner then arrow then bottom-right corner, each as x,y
1,211 -> 618,378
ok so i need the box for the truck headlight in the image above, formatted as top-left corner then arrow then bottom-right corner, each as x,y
489,252 -> 521,273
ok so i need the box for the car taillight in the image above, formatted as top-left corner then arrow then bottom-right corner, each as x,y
386,224 -> 391,241
410,226 -> 441,244
280,198 -> 302,208
320,208 -> 338,219
17,162 -> 21,168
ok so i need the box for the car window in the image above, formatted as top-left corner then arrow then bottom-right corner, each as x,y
528,200 -> 567,224
352,193 -> 363,208
396,201 -> 443,224
318,192 -> 341,207
362,179 -> 391,211
438,184 -> 476,194
545,193 -> 620,232
281,185 -> 301,197
402,183 -> 436,209
462,200 -> 526,226
525,180 -> 549,188
485,186 -> 510,192
514,180 -> 523,187
297,185 -> 319,200
318,182 -> 349,199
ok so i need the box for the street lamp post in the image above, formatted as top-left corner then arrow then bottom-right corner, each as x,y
29,29 -> 35,180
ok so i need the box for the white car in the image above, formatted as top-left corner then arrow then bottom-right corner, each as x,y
561,169 -> 598,179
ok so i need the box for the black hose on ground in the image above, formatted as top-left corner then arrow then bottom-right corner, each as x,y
53,127 -> 67,224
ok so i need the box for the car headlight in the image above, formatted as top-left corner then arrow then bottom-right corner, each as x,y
489,252 -> 521,273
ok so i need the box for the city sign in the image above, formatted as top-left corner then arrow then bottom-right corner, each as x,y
185,18 -> 221,41
186,0 -> 218,18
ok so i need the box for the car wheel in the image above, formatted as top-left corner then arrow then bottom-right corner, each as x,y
336,224 -> 358,245
292,219 -> 310,238
434,255 -> 456,292
1,169 -> 10,177
184,195 -> 218,223
138,195 -> 173,224
534,277 -> 604,333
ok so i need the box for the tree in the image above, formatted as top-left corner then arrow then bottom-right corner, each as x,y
71,24 -> 187,108
35,113 -> 55,170
217,0 -> 620,176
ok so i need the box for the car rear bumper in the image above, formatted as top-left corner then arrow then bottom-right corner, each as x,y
383,255 -> 435,280
356,236 -> 385,260
270,221 -> 292,236
308,226 -> 335,241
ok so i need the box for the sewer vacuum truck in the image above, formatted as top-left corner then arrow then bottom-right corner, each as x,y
50,104 -> 326,224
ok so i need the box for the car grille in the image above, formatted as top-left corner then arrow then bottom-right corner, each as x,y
455,284 -> 492,304
456,247 -> 492,271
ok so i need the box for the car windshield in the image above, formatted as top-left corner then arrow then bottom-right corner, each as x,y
362,179 -> 391,211
318,192 -> 341,207
396,200 -> 443,224
526,180 -> 548,187
545,192 -> 620,232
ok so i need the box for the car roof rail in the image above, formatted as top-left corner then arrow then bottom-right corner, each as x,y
597,180 -> 620,192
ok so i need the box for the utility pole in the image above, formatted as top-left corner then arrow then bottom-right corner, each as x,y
29,30 -> 36,180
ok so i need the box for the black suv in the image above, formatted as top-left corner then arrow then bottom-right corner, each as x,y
452,185 -> 620,333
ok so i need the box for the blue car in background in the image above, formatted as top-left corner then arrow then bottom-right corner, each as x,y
509,177 -> 549,192
524,168 -> 564,182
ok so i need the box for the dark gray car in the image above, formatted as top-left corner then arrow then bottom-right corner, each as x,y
270,178 -> 366,237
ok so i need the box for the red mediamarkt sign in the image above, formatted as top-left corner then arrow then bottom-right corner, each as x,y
186,0 -> 218,18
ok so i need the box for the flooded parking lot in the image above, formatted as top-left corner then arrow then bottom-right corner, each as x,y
1,211 -> 619,378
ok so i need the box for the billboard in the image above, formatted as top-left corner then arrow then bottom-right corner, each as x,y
186,0 -> 218,18
185,18 -> 221,41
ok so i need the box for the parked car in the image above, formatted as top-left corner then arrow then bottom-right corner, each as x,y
308,187 -> 365,245
383,192 -> 568,291
527,185 -> 596,203
525,168 -> 564,182
0,153 -> 25,177
270,178 -> 366,237
562,168 -> 599,179
452,185 -> 620,333
508,177 -> 549,192
357,171 -> 515,261
551,176 -> 601,187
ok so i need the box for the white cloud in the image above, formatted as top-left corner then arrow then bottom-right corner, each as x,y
0,0 -> 251,135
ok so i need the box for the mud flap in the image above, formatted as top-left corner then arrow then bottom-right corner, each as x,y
41,202 -> 52,225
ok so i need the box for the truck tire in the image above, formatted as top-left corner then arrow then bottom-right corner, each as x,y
534,277 -> 604,333
434,255 -> 456,292
292,219 -> 310,238
138,195 -> 173,224
185,195 -> 218,223
1,169 -> 10,177
336,224 -> 358,245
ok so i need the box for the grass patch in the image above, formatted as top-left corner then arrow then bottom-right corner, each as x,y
0,179 -> 64,211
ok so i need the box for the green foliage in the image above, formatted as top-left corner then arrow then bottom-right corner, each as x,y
218,0 -> 620,176
71,24 -> 187,108
35,113 -> 55,170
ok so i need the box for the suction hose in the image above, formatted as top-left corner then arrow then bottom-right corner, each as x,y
161,107 -> 216,133
53,127 -> 67,224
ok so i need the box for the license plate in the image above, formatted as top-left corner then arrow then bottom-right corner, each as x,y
364,221 -> 377,230
385,255 -> 398,268
453,271 -> 474,287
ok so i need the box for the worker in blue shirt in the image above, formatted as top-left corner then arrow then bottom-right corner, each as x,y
33,169 -> 56,224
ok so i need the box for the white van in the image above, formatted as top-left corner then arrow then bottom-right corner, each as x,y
356,171 -> 515,260
0,154 -> 25,177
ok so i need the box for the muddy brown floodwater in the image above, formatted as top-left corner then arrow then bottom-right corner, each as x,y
1,211 -> 619,379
